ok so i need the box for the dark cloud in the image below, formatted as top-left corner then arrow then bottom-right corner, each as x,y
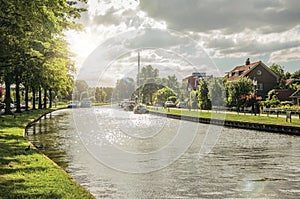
206,36 -> 300,56
124,29 -> 191,49
139,0 -> 300,34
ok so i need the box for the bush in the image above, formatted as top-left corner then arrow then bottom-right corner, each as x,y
280,101 -> 293,107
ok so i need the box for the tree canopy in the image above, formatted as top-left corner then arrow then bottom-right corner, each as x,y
0,0 -> 86,113
226,77 -> 254,110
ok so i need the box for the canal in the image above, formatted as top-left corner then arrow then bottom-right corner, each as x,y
26,105 -> 300,198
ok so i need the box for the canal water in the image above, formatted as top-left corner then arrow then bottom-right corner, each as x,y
26,105 -> 300,198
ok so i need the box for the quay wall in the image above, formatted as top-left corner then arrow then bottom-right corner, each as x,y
149,111 -> 300,135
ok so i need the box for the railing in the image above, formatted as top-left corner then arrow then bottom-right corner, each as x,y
263,108 -> 300,118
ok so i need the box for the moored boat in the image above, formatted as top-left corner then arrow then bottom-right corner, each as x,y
133,104 -> 149,114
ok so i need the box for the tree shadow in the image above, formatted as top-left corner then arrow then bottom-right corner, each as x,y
0,178 -> 62,199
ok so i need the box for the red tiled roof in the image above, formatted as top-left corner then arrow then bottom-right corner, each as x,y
286,79 -> 300,86
226,61 -> 260,81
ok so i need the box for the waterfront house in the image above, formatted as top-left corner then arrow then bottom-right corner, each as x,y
183,72 -> 212,91
225,59 -> 278,98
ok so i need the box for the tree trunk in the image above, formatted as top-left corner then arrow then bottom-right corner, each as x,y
15,76 -> 21,113
43,88 -> 47,109
32,87 -> 36,110
25,85 -> 29,111
38,87 -> 42,109
4,75 -> 12,115
49,89 -> 52,108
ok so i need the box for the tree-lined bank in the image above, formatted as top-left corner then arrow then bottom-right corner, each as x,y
0,0 -> 86,114
0,108 -> 94,198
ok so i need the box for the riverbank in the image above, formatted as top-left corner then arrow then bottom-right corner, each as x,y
148,107 -> 300,135
0,108 -> 95,199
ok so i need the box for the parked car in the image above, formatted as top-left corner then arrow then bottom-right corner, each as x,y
176,102 -> 187,108
164,101 -> 176,108
67,101 -> 79,108
155,102 -> 163,107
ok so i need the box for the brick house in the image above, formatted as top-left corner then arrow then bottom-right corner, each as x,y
183,72 -> 212,91
225,59 -> 278,98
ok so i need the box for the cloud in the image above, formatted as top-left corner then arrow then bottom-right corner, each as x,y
202,26 -> 300,58
269,46 -> 300,63
139,0 -> 300,34
69,0 -> 300,85
77,28 -> 218,87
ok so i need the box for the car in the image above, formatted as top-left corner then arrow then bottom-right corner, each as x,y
67,101 -> 79,108
155,102 -> 163,107
176,102 -> 187,108
164,101 -> 175,108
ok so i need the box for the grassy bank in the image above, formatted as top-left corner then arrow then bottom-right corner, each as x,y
149,107 -> 300,127
0,108 -> 95,199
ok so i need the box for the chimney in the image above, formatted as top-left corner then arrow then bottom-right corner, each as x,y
245,58 -> 250,65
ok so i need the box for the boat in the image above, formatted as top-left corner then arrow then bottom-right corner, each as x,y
124,101 -> 136,111
133,104 -> 149,114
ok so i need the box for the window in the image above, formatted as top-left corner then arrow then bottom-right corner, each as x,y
257,83 -> 263,91
257,70 -> 262,76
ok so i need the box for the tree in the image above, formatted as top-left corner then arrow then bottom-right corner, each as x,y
153,87 -> 176,104
265,89 -> 280,108
95,87 -> 107,102
189,90 -> 198,109
138,65 -> 159,86
291,69 -> 300,79
160,75 -> 180,94
197,81 -> 211,110
132,83 -> 164,104
226,77 -> 253,111
269,64 -> 288,88
75,80 -> 89,100
0,0 -> 87,113
209,78 -> 226,108
114,77 -> 135,100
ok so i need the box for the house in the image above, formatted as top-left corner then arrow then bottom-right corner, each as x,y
274,89 -> 296,102
286,78 -> 300,87
183,72 -> 212,91
225,59 -> 279,98
290,90 -> 300,105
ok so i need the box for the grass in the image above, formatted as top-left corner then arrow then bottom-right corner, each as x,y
148,107 -> 300,127
0,108 -> 95,199
92,102 -> 111,106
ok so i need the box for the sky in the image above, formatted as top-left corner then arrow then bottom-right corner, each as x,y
65,0 -> 300,87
